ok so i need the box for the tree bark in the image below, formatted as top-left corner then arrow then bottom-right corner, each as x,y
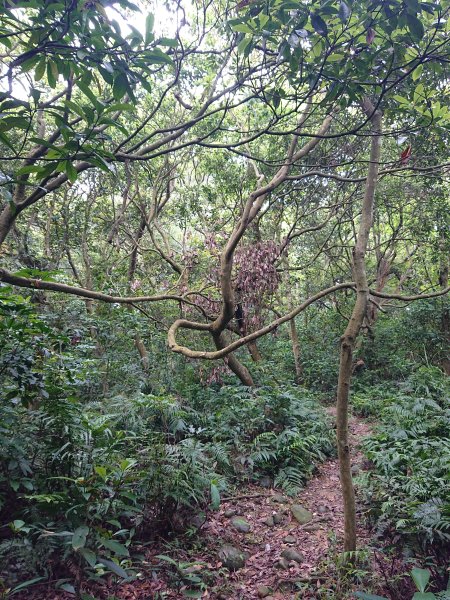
213,332 -> 254,386
0,204 -> 17,247
439,252 -> 450,375
336,99 -> 382,553
289,317 -> 303,383
135,334 -> 150,372
248,340 -> 262,362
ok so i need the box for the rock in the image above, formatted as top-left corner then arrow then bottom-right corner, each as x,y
231,516 -> 251,533
317,505 -> 327,514
260,476 -> 272,488
351,464 -> 361,475
190,513 -> 206,528
257,585 -> 272,598
283,534 -> 296,544
270,493 -> 288,503
281,548 -> 303,563
224,508 -> 236,518
291,504 -> 313,524
303,523 -> 321,532
263,516 -> 274,527
218,544 -> 247,571
272,511 -> 284,524
275,557 -> 290,569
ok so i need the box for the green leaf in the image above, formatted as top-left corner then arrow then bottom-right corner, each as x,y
47,61 -> 56,88
16,165 -> 45,175
145,13 -> 154,44
158,37 -> 178,47
99,558 -> 129,579
34,58 -> 46,81
79,548 -> 97,567
10,577 -> 45,595
310,13 -> 328,36
64,161 -> 78,184
412,594 -> 436,600
64,99 -> 85,119
339,1 -> 350,22
49,59 -> 59,81
407,13 -> 425,39
72,525 -> 89,550
104,103 -> 134,114
101,539 -> 129,556
94,465 -> 107,478
210,483 -> 220,510
11,519 -> 26,530
76,81 -> 99,107
411,568 -> 431,593
232,23 -> 253,33
412,64 -> 423,81
238,35 -> 252,54
113,72 -> 129,101
355,594 -> 388,600
144,48 -> 173,65
0,131 -> 15,150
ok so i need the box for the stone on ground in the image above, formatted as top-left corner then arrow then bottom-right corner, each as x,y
257,585 -> 272,598
270,493 -> 288,503
218,544 -> 247,571
231,516 -> 251,533
281,548 -> 303,563
272,511 -> 284,524
283,534 -> 296,544
291,504 -> 313,524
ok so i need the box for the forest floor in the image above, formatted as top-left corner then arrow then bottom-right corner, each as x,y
17,411 -> 373,600
119,409 -> 373,600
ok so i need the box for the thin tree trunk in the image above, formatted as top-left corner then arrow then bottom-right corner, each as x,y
439,252 -> 450,375
214,332 -> 254,386
44,197 -> 55,258
336,99 -> 382,553
289,317 -> 303,383
248,340 -> 262,362
135,334 -> 149,372
0,204 -> 17,247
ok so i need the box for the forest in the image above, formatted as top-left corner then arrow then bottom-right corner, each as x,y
0,0 -> 449,598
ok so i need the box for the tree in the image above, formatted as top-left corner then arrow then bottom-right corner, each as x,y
1,0 -> 449,554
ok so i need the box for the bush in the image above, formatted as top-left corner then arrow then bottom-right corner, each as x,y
360,370 -> 450,572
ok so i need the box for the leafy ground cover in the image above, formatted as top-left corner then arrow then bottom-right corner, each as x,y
354,368 -> 450,596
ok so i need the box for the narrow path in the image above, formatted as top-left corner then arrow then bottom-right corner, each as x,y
122,411 -> 372,599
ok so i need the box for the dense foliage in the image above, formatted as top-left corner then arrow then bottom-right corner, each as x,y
0,0 -> 449,597
356,368 -> 449,571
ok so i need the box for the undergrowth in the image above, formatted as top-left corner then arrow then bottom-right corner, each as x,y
354,367 -> 450,593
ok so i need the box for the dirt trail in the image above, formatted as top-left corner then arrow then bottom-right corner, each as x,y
122,411 -> 372,599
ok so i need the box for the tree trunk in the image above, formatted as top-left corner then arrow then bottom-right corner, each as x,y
289,317 -> 303,383
336,99 -> 382,553
0,204 -> 17,247
439,254 -> 450,375
248,340 -> 262,362
214,332 -> 254,386
135,334 -> 149,372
